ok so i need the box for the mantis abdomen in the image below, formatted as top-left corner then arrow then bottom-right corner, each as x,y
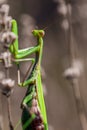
21,84 -> 45,130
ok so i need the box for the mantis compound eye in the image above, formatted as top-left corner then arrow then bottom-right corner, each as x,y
39,30 -> 45,37
32,30 -> 45,37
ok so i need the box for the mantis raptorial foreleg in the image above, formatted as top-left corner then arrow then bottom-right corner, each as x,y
10,19 -> 40,59
12,58 -> 35,63
12,58 -> 35,86
15,46 -> 40,59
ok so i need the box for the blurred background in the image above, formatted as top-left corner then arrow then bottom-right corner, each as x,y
0,0 -> 87,130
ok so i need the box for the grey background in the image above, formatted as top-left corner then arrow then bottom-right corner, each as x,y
0,0 -> 87,130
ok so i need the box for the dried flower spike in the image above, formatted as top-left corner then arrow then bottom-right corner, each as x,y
0,52 -> 12,68
61,19 -> 69,30
1,78 -> 15,97
0,4 -> 9,17
63,60 -> 83,80
1,32 -> 17,44
57,3 -> 67,16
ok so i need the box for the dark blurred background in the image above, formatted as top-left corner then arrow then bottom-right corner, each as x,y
0,0 -> 87,130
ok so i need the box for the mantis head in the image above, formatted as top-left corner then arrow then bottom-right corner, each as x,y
32,30 -> 45,38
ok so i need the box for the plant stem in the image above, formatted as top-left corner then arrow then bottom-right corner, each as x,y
67,4 -> 87,130
0,93 -> 3,130
7,97 -> 14,130
71,79 -> 87,130
5,58 -> 14,130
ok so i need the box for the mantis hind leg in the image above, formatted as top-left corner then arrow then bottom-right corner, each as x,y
21,107 -> 45,130
21,107 -> 36,130
21,84 -> 45,130
13,57 -> 35,86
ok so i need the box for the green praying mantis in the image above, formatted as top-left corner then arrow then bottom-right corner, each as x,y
10,19 -> 48,130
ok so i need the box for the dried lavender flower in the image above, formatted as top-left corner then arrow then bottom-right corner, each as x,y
0,4 -> 9,17
0,4 -> 11,31
0,51 -> 12,68
1,78 -> 15,88
57,3 -> 67,16
61,19 -> 69,30
63,60 -> 83,79
1,78 -> 15,97
1,31 -> 17,44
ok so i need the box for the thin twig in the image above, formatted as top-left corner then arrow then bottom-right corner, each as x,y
0,93 -> 3,130
65,3 -> 87,130
71,79 -> 87,130
7,97 -> 14,130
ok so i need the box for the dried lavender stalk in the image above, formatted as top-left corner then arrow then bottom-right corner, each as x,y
7,97 -> 14,130
0,4 -> 16,130
62,3 -> 87,130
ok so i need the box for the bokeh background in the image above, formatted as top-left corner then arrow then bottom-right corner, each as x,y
0,0 -> 87,130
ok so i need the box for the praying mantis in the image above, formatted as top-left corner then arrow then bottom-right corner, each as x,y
10,19 -> 48,130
